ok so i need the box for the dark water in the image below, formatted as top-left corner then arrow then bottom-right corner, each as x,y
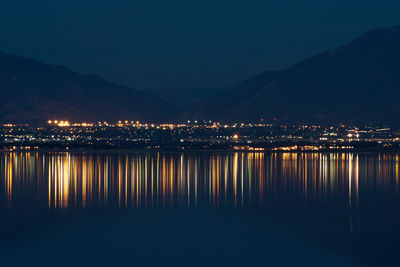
1,152 -> 400,266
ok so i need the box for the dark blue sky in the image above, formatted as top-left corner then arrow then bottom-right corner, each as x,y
1,0 -> 399,89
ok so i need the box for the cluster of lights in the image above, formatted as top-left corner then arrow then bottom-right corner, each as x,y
234,146 -> 265,151
48,120 -> 70,127
328,146 -> 354,149
273,145 -> 322,151
117,120 -> 141,126
347,133 -> 360,138
43,120 -> 277,131
5,146 -> 39,151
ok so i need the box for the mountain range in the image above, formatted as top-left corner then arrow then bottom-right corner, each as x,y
184,26 -> 400,125
0,52 -> 176,123
1,26 -> 400,125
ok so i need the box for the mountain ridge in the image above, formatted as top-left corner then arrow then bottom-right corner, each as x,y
0,51 -> 176,123
1,26 -> 400,125
183,25 -> 400,125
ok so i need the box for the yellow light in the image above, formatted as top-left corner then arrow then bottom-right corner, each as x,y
57,120 -> 70,127
233,134 -> 239,139
48,120 -> 52,124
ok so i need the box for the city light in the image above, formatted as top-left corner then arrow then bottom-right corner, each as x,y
0,120 -> 398,152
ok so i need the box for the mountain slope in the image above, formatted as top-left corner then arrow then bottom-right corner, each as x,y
189,26 -> 400,125
0,51 -> 175,123
149,86 -> 232,113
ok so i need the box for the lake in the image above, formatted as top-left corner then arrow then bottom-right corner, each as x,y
1,151 -> 400,266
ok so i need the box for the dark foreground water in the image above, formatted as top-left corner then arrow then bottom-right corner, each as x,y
1,152 -> 400,266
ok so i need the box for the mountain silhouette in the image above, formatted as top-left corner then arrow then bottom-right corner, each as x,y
0,51 -> 175,123
2,26 -> 400,125
185,26 -> 400,125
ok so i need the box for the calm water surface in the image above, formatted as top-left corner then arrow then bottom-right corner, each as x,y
1,152 -> 400,266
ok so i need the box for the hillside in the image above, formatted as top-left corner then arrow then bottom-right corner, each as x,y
186,26 -> 400,125
0,51 -> 175,123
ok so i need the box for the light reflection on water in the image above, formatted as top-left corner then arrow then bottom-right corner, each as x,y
0,152 -> 399,210
2,151 -> 400,267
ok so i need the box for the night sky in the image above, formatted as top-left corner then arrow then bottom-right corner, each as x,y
1,0 -> 399,89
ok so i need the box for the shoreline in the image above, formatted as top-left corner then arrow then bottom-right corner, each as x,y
1,148 -> 400,154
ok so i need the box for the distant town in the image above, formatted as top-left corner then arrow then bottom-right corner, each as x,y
0,120 -> 399,152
